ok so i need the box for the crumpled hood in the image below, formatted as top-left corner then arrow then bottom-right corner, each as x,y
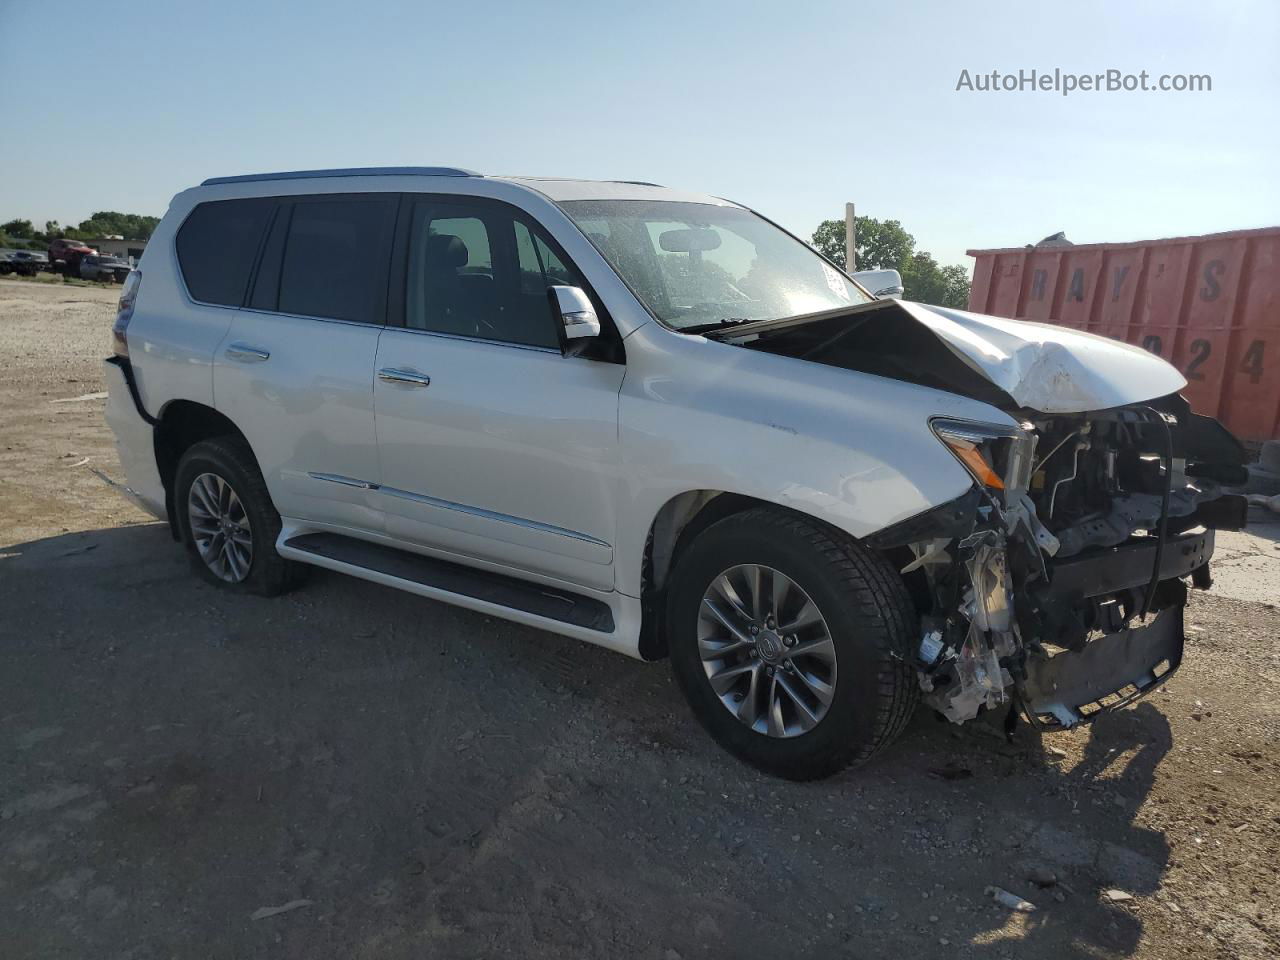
894,301 -> 1187,413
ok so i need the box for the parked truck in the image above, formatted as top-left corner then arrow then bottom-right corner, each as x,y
47,237 -> 98,276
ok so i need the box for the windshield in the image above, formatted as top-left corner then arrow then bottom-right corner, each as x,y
560,199 -> 871,331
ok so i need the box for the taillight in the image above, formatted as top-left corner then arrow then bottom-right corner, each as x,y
112,270 -> 141,357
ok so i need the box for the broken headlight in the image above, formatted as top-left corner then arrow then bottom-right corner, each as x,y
931,419 -> 1036,496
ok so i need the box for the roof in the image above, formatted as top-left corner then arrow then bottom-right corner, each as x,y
195,166 -> 731,206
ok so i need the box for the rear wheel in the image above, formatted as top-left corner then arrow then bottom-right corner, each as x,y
667,507 -> 919,780
174,437 -> 302,596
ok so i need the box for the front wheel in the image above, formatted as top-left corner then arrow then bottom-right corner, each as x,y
174,437 -> 302,596
667,507 -> 919,780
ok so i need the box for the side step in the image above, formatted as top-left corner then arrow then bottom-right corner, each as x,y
282,532 -> 615,633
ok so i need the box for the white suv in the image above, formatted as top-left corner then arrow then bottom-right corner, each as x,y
104,167 -> 1248,779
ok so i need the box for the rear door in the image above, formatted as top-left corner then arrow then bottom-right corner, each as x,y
372,195 -> 624,591
214,193 -> 397,531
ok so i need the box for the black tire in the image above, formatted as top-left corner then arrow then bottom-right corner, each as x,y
667,507 -> 919,780
174,437 -> 303,596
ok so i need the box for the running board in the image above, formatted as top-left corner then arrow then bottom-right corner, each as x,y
281,532 -> 615,633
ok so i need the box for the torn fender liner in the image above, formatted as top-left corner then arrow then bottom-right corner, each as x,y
864,486 -> 981,550
1020,604 -> 1184,729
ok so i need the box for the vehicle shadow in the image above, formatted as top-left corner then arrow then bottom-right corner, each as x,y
1,522 -> 1178,960
932,703 -> 1173,957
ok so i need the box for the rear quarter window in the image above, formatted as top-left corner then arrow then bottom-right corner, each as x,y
176,198 -> 274,305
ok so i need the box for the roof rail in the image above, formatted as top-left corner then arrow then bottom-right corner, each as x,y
201,166 -> 480,186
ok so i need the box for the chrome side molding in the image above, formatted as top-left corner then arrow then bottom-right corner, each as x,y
306,472 -> 609,547
307,472 -> 376,490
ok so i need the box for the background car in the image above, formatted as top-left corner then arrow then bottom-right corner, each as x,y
0,249 -> 47,276
8,250 -> 51,275
47,237 -> 96,275
79,254 -> 131,282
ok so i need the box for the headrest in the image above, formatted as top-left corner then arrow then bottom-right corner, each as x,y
426,233 -> 468,268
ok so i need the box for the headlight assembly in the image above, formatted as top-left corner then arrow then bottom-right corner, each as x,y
931,418 -> 1036,495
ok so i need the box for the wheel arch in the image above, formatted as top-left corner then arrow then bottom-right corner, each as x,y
153,400 -> 257,539
639,489 -> 909,661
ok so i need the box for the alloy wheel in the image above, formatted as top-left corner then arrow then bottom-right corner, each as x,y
187,472 -> 254,583
697,564 -> 837,737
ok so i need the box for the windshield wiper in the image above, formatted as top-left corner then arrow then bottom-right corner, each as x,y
695,300 -> 890,340
680,318 -> 754,335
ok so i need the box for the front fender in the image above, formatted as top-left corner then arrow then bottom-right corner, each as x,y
614,322 -> 1012,595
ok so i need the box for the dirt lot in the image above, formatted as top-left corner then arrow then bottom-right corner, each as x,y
2,278 -> 1279,960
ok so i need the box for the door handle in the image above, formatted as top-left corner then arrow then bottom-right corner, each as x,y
378,368 -> 431,387
226,342 -> 270,362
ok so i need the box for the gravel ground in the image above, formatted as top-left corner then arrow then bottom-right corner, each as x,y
2,277 -> 1279,960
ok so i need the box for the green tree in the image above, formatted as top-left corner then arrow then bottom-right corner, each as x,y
810,217 -> 915,272
39,220 -> 74,243
2,218 -> 34,239
937,264 -> 971,310
74,211 -> 160,241
810,216 -> 971,308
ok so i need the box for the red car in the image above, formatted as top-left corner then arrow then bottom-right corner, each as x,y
47,237 -> 97,274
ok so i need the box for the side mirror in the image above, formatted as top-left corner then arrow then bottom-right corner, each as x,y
851,267 -> 904,300
549,285 -> 601,341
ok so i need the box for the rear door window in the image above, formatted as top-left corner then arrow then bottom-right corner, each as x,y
176,198 -> 274,306
274,197 -> 397,324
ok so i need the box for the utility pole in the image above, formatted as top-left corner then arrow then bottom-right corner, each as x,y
844,202 -> 856,273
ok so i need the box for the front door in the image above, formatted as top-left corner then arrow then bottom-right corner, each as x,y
372,197 -> 624,591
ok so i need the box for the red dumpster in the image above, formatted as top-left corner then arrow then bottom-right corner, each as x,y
968,227 -> 1280,445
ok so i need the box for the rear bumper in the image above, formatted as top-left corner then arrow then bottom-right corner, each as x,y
103,358 -> 165,520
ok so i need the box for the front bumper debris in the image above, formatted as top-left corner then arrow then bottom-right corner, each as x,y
1020,604 -> 1183,728
903,399 -> 1247,732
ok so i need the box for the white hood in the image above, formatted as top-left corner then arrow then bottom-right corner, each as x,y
896,301 -> 1187,413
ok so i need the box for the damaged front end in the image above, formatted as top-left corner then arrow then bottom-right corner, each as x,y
869,396 -> 1249,730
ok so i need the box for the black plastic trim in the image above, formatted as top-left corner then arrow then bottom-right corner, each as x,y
106,355 -> 158,426
1185,494 -> 1248,532
1045,528 -> 1214,601
863,486 -> 981,550
285,532 -> 615,633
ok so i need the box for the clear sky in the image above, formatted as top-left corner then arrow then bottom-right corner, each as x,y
2,0 -> 1276,269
